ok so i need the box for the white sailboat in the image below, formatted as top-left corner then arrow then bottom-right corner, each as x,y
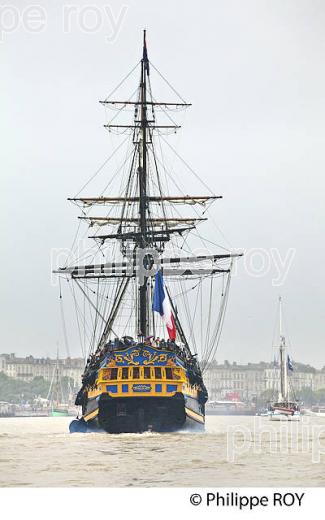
269,297 -> 301,421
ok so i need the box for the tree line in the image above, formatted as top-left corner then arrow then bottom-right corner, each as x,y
0,372 -> 75,404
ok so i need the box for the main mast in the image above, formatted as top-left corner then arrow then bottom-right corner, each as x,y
138,30 -> 149,336
278,296 -> 288,401
56,31 -> 243,351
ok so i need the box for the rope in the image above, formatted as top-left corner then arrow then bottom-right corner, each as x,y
104,61 -> 140,101
73,135 -> 129,198
159,133 -> 215,195
150,62 -> 187,103
201,267 -> 232,373
58,279 -> 70,358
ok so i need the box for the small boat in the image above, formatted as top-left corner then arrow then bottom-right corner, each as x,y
269,402 -> 300,421
51,407 -> 69,417
269,297 -> 301,421
256,408 -> 271,417
309,406 -> 325,417
0,401 -> 15,417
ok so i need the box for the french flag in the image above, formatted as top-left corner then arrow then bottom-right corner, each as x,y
152,270 -> 176,340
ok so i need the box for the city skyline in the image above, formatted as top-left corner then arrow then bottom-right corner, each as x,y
1,351 -> 324,371
2,352 -> 325,404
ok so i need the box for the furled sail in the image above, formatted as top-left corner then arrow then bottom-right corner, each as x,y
68,195 -> 221,206
78,216 -> 207,227
54,253 -> 242,278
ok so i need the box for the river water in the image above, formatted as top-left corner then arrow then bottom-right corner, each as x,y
0,415 -> 325,487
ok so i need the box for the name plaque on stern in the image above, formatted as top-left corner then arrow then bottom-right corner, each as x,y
132,384 -> 152,392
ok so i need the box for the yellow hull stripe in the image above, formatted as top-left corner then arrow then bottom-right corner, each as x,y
185,406 -> 204,424
83,408 -> 99,422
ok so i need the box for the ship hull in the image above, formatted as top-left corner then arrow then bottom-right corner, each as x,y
269,410 -> 301,421
82,392 -> 204,433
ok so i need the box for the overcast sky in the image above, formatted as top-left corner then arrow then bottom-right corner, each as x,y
1,0 -> 325,366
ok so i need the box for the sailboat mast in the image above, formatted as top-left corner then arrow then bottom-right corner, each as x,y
55,352 -> 60,407
279,296 -> 288,401
138,30 -> 149,336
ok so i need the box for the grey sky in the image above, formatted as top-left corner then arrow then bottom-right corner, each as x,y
2,1 -> 325,366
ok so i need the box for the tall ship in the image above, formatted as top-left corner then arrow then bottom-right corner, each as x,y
269,297 -> 301,421
54,32 -> 241,433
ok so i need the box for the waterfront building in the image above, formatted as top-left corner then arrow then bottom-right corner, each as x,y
0,353 -> 84,387
205,360 -> 325,401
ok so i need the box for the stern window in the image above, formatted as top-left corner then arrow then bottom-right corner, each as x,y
144,367 -> 151,379
121,367 -> 129,379
110,368 -> 118,380
165,368 -> 173,379
133,367 -> 140,379
154,367 -> 162,379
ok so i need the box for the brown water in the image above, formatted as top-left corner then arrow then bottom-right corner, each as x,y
1,415 -> 325,487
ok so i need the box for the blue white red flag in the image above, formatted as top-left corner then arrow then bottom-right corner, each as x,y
287,354 -> 294,371
152,270 -> 176,340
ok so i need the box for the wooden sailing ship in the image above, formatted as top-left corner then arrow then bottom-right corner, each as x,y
54,32 -> 241,433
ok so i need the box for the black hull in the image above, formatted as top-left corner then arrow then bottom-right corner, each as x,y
81,392 -> 204,433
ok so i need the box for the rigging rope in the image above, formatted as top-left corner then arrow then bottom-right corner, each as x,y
58,279 -> 71,359
159,133 -> 215,196
201,266 -> 233,373
104,61 -> 140,101
73,135 -> 129,198
150,62 -> 187,103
